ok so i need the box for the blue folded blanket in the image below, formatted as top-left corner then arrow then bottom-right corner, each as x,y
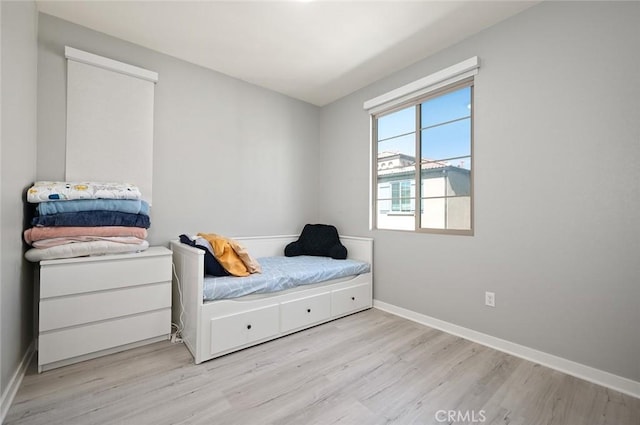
37,199 -> 150,216
32,211 -> 150,228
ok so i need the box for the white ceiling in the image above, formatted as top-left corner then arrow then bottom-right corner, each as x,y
36,1 -> 539,106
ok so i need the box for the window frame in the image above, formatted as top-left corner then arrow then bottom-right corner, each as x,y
371,78 -> 474,236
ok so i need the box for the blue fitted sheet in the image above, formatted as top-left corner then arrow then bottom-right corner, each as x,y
203,256 -> 371,301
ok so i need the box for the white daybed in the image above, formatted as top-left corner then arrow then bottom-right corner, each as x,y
170,235 -> 373,364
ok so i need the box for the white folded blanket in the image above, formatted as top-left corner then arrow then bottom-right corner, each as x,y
32,236 -> 146,249
25,240 -> 149,262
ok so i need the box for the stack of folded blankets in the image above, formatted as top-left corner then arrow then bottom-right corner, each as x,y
24,181 -> 151,262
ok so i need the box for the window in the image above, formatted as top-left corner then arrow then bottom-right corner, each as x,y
391,180 -> 412,212
365,57 -> 477,235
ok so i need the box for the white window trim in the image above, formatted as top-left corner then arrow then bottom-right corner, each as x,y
363,56 -> 478,115
65,46 -> 158,83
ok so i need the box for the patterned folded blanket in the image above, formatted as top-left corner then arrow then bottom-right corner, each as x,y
32,211 -> 150,228
27,181 -> 142,203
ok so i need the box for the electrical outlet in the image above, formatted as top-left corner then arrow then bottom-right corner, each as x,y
485,291 -> 495,307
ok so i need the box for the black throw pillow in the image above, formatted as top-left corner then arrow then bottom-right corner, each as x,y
284,224 -> 347,260
179,234 -> 229,277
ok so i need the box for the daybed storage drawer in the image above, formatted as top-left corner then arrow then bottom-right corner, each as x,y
38,309 -> 171,365
210,304 -> 279,354
280,292 -> 331,333
331,282 -> 371,317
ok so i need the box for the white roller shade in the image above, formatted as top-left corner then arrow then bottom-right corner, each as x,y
65,47 -> 157,203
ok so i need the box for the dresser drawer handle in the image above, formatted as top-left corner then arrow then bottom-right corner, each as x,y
307,308 -> 311,313
351,296 -> 355,301
247,324 -> 252,330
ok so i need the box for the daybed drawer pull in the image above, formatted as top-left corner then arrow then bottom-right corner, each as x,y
247,324 -> 252,330
307,308 -> 311,313
351,296 -> 355,301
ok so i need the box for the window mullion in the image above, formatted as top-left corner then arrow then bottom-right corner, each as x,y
371,116 -> 378,229
415,105 -> 421,231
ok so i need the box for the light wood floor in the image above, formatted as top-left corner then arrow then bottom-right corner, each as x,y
6,308 -> 639,425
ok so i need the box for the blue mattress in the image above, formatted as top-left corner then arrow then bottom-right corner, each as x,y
203,256 -> 371,301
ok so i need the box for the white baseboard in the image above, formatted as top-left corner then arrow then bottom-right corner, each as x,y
1,340 -> 35,423
373,300 -> 640,399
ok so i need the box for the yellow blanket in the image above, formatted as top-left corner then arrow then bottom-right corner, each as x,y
197,233 -> 261,277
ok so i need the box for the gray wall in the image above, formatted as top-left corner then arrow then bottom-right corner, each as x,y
37,13 -> 321,246
1,0 -> 38,399
1,0 -> 3,401
318,1 -> 640,381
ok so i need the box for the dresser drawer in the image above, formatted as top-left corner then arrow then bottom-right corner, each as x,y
40,253 -> 171,298
40,282 -> 171,332
38,309 -> 171,366
280,292 -> 331,333
210,304 -> 279,355
331,282 -> 371,317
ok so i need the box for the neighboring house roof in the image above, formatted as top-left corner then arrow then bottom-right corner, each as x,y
377,151 -> 468,178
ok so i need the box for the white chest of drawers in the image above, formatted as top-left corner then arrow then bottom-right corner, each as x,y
36,246 -> 172,372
